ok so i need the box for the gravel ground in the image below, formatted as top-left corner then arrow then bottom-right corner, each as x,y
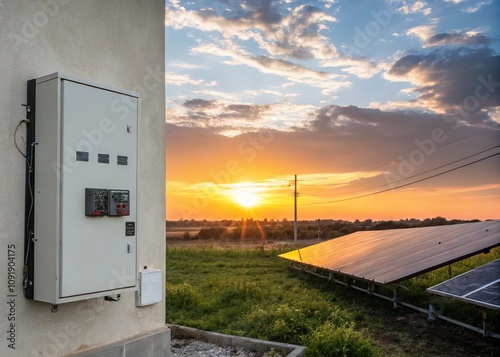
170,339 -> 285,357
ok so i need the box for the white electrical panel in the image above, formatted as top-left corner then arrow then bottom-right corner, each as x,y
25,73 -> 140,304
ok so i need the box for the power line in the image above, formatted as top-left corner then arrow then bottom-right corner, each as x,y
259,194 -> 294,202
254,134 -> 500,208
300,152 -> 499,206
299,127 -> 498,186
355,127 -> 498,176
304,144 -> 500,197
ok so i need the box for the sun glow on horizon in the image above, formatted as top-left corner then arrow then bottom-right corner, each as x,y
229,184 -> 262,208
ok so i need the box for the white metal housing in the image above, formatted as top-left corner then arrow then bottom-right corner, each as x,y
32,73 -> 139,304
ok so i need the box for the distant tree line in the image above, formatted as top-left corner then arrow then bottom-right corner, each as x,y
168,217 -> 482,242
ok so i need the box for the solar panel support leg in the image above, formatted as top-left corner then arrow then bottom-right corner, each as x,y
392,286 -> 400,308
481,310 -> 489,337
428,302 -> 436,321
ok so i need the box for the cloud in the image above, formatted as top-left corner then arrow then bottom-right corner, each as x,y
191,41 -> 351,95
396,0 -> 432,16
168,61 -> 207,70
322,0 -> 338,9
170,99 -> 271,128
165,0 -> 381,93
191,89 -> 240,102
367,100 -> 430,112
385,47 -> 500,116
166,72 -> 216,87
255,4 -> 337,59
462,1 -> 492,13
166,105 -> 500,193
406,24 -> 436,42
425,32 -> 490,46
406,24 -> 491,47
183,3 -> 339,61
167,98 -> 317,134
321,56 -> 382,78
183,98 -> 217,109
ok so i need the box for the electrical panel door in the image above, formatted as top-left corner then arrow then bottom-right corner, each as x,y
25,73 -> 139,304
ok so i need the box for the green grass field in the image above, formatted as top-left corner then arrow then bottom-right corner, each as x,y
166,244 -> 500,356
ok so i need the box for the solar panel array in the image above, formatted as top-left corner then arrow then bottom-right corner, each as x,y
279,220 -> 500,285
427,259 -> 500,310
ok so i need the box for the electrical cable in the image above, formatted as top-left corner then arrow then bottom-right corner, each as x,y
304,144 -> 500,197
24,142 -> 35,267
352,127 -> 498,177
14,121 -> 28,159
233,129 -> 499,206
299,127 -> 499,186
300,152 -> 499,206
14,119 -> 35,290
261,146 -> 500,207
241,129 -> 500,210
259,194 -> 293,203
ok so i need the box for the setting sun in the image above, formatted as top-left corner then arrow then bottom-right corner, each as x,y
230,186 -> 261,208
165,1 -> 500,222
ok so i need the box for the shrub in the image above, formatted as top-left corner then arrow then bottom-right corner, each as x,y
254,304 -> 312,343
304,322 -> 381,357
166,282 -> 202,310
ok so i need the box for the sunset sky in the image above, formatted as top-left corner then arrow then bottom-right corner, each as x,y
164,0 -> 500,221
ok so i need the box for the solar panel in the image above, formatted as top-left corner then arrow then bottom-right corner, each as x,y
279,220 -> 500,285
427,259 -> 500,310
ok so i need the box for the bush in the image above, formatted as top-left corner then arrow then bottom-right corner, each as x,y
304,322 -> 381,357
166,282 -> 202,310
198,227 -> 227,240
242,302 -> 347,345
246,304 -> 312,344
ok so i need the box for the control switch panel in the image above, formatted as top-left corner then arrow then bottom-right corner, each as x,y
108,190 -> 130,216
85,188 -> 108,216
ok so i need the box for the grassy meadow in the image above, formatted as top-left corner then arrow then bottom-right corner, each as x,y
166,244 -> 500,357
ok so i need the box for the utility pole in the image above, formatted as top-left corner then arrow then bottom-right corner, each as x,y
294,174 -> 297,243
317,219 -> 320,240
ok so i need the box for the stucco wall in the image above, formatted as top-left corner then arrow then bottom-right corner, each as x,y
0,1 -> 166,356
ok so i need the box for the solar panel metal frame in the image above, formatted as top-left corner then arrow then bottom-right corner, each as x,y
427,259 -> 500,310
279,221 -> 500,286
